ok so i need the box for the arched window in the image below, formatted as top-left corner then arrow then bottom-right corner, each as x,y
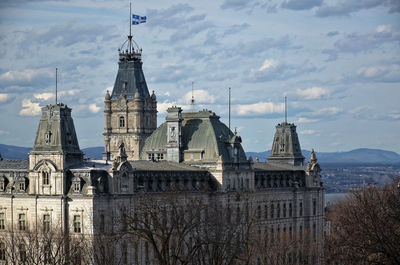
42,171 -> 49,185
120,116 -> 125,127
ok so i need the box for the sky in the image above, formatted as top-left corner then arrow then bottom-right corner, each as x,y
0,0 -> 399,154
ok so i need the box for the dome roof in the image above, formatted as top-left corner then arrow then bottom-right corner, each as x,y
141,110 -> 247,163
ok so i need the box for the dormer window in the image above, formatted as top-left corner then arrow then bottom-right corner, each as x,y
72,177 -> 82,193
0,176 -> 7,192
16,177 -> 27,192
120,116 -> 125,127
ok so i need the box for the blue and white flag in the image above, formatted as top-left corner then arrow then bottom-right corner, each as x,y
132,14 -> 146,25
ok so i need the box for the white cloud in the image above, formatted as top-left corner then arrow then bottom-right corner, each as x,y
0,130 -> 9,135
300,129 -> 316,135
0,93 -> 11,103
88,104 -> 101,114
181,89 -> 215,104
296,86 -> 329,100
235,102 -> 284,116
296,117 -> 319,123
0,69 -> 53,86
157,101 -> 177,114
60,89 -> 80,97
34,92 -> 54,101
389,111 -> 400,120
19,99 -> 42,116
356,63 -> 400,82
376,24 -> 393,34
258,59 -> 279,72
313,107 -> 342,117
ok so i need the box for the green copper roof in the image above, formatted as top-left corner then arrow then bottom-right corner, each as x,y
141,110 -> 247,163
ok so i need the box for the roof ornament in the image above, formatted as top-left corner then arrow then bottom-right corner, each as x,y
191,81 -> 195,112
119,2 -> 146,60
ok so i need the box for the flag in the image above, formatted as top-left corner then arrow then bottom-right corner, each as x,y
132,14 -> 146,25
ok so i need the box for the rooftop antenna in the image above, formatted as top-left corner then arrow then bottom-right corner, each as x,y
284,95 -> 287,123
229,87 -> 231,132
191,81 -> 195,112
55,68 -> 58,104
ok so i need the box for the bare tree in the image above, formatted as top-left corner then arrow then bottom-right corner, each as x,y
324,178 -> 400,265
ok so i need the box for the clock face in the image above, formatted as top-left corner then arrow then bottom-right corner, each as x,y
120,99 -> 125,108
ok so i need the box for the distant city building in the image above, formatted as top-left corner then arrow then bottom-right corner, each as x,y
0,22 -> 324,265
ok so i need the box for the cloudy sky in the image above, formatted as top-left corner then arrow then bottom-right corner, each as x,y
0,0 -> 399,154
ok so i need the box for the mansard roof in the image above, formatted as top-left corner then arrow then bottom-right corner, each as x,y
31,103 -> 82,154
268,122 -> 305,166
0,159 -> 29,170
141,110 -> 248,163
110,56 -> 150,101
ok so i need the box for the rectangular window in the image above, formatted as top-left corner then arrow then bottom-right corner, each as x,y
19,182 -> 25,192
43,172 -> 49,185
0,242 -> 5,261
313,223 -> 317,242
18,213 -> 26,231
299,225 -> 303,240
270,203 -> 274,219
264,205 -> 268,219
289,203 -> 292,217
0,213 -> 5,230
277,203 -> 281,218
73,215 -> 81,233
19,244 -> 26,262
313,199 -> 317,215
73,182 -> 80,192
283,203 -> 287,218
299,202 -> 303,217
43,214 -> 50,232
100,214 -> 105,233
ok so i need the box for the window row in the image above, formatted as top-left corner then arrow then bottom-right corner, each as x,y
0,213 -> 82,233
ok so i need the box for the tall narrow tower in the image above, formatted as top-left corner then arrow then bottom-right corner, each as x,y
103,24 -> 157,161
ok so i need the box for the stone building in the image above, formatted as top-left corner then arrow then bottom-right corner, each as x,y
0,26 -> 324,265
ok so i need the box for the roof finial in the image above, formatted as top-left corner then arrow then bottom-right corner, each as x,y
284,95 -> 287,124
191,81 -> 195,112
55,67 -> 58,104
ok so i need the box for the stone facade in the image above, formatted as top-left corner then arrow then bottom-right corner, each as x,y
0,29 -> 324,265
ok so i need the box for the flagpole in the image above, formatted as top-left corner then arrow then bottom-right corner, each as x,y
129,2 -> 132,54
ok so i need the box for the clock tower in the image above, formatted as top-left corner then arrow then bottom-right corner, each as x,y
103,31 -> 157,161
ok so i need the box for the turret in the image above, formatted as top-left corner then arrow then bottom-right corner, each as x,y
29,103 -> 83,195
103,27 -> 156,161
268,122 -> 305,166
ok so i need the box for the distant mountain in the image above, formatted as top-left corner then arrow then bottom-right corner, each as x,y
82,146 -> 103,160
247,148 -> 400,165
0,144 -> 103,160
0,144 -> 31,159
2,143 -> 400,165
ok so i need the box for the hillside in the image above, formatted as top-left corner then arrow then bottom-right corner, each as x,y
2,143 -> 400,165
0,144 -> 103,160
